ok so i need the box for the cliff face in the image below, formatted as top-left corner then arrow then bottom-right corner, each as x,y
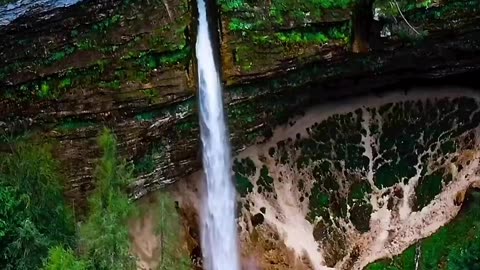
0,0 -> 196,208
175,88 -> 480,269
1,0 -> 480,208
2,0 -> 480,269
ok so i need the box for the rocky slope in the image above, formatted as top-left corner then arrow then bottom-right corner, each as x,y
174,87 -> 480,269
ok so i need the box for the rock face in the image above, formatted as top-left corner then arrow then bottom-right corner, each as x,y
0,0 -> 196,209
175,88 -> 480,269
1,0 -> 480,211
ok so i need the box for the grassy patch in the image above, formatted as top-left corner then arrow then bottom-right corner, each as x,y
366,190 -> 480,269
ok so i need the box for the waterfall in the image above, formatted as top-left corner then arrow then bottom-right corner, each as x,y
414,243 -> 422,270
195,0 -> 240,270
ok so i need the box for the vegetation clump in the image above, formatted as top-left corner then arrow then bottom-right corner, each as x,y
366,190 -> 480,269
0,143 -> 75,270
0,129 -> 189,270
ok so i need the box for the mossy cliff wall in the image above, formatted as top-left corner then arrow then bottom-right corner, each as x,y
228,90 -> 480,269
175,89 -> 480,269
1,0 -> 480,209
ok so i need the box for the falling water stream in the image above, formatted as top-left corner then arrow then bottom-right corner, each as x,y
195,0 -> 240,270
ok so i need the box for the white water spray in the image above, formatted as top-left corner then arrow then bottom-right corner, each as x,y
195,0 -> 240,270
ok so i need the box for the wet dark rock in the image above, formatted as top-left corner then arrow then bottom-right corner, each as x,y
251,213 -> 264,227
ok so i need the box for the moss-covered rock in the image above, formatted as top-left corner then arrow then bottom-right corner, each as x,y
232,92 -> 480,268
366,188 -> 480,270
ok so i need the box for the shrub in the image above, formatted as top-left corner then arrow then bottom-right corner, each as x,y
0,143 -> 75,270
42,246 -> 88,270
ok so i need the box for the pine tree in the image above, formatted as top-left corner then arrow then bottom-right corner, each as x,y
154,193 -> 191,270
79,128 -> 137,270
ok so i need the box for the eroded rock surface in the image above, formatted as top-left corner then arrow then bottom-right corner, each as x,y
175,88 -> 480,269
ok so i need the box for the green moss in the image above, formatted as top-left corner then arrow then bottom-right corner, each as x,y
54,120 -> 96,131
59,78 -> 73,89
228,18 -> 259,31
175,119 -> 198,137
349,203 -> 372,232
134,111 -> 159,122
375,161 -> 415,188
133,46 -> 191,70
233,158 -> 256,197
74,39 -> 96,51
274,24 -> 350,45
349,181 -> 372,202
134,142 -> 166,175
4,44 -> 187,100
133,100 -> 195,125
141,89 -> 158,101
218,0 -> 248,12
409,0 -> 478,22
46,48 -> 74,65
268,0 -> 353,23
39,82 -> 51,99
98,80 -> 121,90
1,0 -> 191,96
257,165 -> 274,193
235,174 -> 254,197
234,158 -> 256,178
3,61 -> 108,101
92,14 -> 123,34
414,168 -> 449,210
308,189 -> 330,221
228,102 -> 259,128
366,191 -> 480,270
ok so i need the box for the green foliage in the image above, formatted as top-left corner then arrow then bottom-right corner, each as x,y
0,143 -> 75,270
154,193 -> 191,270
228,18 -> 257,31
79,128 -> 137,270
257,165 -> 274,193
233,158 -> 256,197
134,142 -> 166,175
218,0 -> 247,12
375,0 -> 436,18
92,15 -> 123,34
0,129 -> 191,270
366,191 -> 480,269
98,80 -> 121,90
276,32 -> 329,44
448,236 -> 480,269
42,246 -> 89,270
135,111 -> 160,122
40,82 -> 51,98
269,0 -> 352,22
55,120 -> 96,132
255,24 -> 350,46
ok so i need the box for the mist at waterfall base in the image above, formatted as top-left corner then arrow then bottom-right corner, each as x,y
195,0 -> 240,270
